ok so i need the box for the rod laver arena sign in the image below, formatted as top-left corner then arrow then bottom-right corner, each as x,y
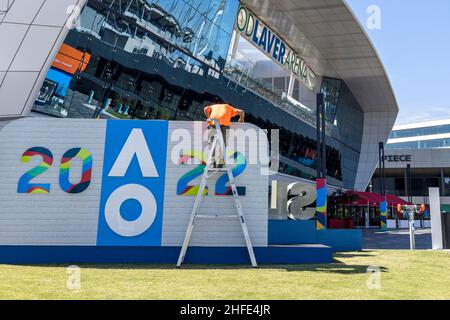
0,119 -> 268,247
236,5 -> 315,89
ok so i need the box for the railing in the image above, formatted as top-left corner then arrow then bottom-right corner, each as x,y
223,56 -> 332,133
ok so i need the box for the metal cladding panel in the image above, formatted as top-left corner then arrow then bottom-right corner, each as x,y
0,0 -> 88,119
0,119 -> 268,247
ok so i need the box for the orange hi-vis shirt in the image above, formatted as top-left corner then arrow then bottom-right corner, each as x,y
205,104 -> 239,126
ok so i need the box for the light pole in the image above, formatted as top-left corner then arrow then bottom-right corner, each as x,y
378,142 -> 386,196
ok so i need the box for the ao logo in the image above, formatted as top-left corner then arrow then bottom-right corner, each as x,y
104,129 -> 159,237
97,120 -> 168,246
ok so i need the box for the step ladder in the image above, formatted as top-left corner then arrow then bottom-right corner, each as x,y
176,119 -> 258,268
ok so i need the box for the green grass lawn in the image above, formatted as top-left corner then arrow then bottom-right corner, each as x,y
0,250 -> 449,300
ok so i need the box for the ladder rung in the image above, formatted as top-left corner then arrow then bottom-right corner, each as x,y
196,215 -> 239,219
207,168 -> 229,172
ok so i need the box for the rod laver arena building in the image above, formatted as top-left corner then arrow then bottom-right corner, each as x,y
0,0 -> 398,264
0,0 -> 398,190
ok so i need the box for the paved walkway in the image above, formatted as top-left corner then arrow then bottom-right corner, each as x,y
362,228 -> 432,250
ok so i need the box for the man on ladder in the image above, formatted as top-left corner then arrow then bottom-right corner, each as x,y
204,99 -> 245,168
177,98 -> 257,268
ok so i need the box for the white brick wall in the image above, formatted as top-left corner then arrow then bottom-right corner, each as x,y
0,119 -> 269,247
0,118 -> 105,245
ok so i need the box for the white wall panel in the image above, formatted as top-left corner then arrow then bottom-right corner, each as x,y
162,122 -> 269,247
382,148 -> 450,170
0,23 -> 28,71
0,71 -> 39,116
0,119 -> 269,247
34,0 -> 80,27
3,0 -> 45,24
0,0 -> 88,119
354,111 -> 397,191
9,25 -> 61,72
0,118 -> 106,245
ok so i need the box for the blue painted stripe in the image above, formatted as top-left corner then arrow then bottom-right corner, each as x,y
0,246 -> 332,265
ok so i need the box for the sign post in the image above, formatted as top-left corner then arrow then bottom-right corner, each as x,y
379,142 -> 387,231
429,188 -> 443,250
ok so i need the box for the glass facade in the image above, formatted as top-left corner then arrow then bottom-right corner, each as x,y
371,166 -> 450,197
388,122 -> 450,150
321,77 -> 342,124
31,0 -> 365,188
329,79 -> 365,187
372,176 -> 442,197
387,139 -> 450,150
389,124 -> 450,139
33,0 -> 238,119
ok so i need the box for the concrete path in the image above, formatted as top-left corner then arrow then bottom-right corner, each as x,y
362,228 -> 432,250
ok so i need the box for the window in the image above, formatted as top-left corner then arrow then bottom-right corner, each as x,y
321,77 -> 342,123
390,124 -> 450,139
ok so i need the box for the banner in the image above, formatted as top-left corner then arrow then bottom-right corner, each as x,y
380,200 -> 388,230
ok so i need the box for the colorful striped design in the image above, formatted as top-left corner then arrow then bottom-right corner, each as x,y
17,147 -> 54,194
59,148 -> 93,194
177,151 -> 208,196
215,151 -> 246,196
380,200 -> 388,230
316,178 -> 327,230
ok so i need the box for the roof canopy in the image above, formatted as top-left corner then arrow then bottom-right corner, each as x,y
242,0 -> 398,114
242,0 -> 400,191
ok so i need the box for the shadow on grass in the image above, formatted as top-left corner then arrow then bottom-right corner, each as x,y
8,256 -> 388,275
333,250 -> 379,259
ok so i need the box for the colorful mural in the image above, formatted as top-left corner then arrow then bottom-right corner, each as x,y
316,178 -> 327,230
17,147 -> 54,194
380,200 -> 388,230
59,148 -> 93,194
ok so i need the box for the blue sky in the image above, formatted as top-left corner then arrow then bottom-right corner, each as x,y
346,0 -> 450,124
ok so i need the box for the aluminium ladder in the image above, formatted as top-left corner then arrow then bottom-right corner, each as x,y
176,119 -> 258,268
